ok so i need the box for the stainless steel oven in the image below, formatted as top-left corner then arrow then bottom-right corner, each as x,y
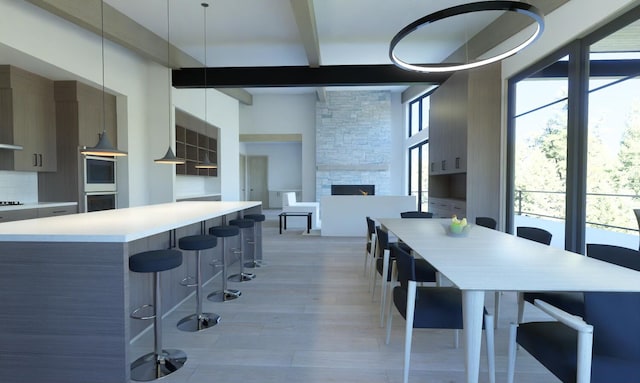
84,155 -> 117,193
85,192 -> 117,212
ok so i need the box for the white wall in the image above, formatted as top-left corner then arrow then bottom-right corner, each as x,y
0,0 -> 241,205
240,93 -> 316,200
244,142 -> 302,190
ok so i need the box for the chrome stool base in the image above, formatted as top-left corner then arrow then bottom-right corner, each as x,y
207,288 -> 241,302
228,272 -> 255,282
177,312 -> 220,332
130,349 -> 187,381
244,260 -> 262,268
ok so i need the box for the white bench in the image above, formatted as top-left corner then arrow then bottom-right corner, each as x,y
281,192 -> 320,229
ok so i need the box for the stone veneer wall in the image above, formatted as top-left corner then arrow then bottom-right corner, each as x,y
315,90 -> 391,199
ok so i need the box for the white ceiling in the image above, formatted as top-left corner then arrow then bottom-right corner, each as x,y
103,0 -> 510,95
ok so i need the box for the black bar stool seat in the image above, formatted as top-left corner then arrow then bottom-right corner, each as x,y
208,225 -> 242,301
129,249 -> 186,381
176,235 -> 220,332
243,214 -> 266,268
228,218 -> 256,281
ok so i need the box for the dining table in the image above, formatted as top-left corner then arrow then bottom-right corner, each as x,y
378,218 -> 640,383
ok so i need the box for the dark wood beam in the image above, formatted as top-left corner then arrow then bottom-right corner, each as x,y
172,65 -> 451,88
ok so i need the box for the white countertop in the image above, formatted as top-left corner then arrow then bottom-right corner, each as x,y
0,201 -> 260,243
0,202 -> 77,212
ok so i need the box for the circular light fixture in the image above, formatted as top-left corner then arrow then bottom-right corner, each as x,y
389,1 -> 544,73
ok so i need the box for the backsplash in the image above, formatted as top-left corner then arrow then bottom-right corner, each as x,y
0,171 -> 38,203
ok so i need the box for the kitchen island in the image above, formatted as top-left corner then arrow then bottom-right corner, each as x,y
0,201 -> 261,383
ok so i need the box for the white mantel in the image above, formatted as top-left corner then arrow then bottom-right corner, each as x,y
320,195 -> 416,236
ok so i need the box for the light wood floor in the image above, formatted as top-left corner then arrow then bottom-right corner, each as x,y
131,210 -> 560,383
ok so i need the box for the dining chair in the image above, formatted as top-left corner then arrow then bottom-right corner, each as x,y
364,217 -> 377,276
507,243 -> 640,383
634,209 -> 639,250
372,226 -> 437,328
515,227 -> 585,324
475,216 -> 497,229
400,211 -> 433,218
386,244 -> 495,383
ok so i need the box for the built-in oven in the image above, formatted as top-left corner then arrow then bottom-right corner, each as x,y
84,155 -> 117,193
85,192 -> 117,212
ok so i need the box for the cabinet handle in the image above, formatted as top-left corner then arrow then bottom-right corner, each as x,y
430,162 -> 434,172
39,154 -> 43,167
441,160 -> 446,171
455,157 -> 460,169
52,210 -> 66,214
33,153 -> 38,167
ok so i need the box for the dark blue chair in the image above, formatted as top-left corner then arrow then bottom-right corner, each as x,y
386,244 -> 495,383
372,226 -> 437,327
508,244 -> 640,383
475,216 -> 497,229
364,216 -> 377,276
516,227 -> 585,324
400,210 -> 433,218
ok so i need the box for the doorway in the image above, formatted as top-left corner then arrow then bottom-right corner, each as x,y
248,156 -> 268,207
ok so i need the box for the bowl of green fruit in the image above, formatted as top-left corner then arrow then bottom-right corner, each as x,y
444,215 -> 472,237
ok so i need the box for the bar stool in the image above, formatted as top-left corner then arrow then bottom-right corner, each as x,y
176,235 -> 221,332
228,218 -> 256,282
207,225 -> 242,301
243,213 -> 265,268
129,249 -> 187,381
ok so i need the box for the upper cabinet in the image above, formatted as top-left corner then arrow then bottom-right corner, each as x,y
429,71 -> 468,175
0,65 -> 57,172
38,81 -> 117,204
427,64 -> 501,221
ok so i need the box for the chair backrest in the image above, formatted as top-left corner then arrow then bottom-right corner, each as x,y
475,217 -> 497,230
390,243 -> 415,289
516,226 -> 552,245
585,244 -> 640,361
634,209 -> 640,250
366,216 -> 376,239
376,226 -> 390,252
282,192 -> 296,207
400,211 -> 433,218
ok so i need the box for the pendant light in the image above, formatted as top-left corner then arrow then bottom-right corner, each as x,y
155,0 -> 185,164
194,2 -> 217,170
81,0 -> 127,157
389,1 -> 544,73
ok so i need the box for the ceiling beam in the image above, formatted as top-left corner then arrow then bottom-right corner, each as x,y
289,0 -> 321,68
172,65 -> 450,88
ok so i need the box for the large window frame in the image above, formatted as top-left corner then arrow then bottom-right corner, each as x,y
407,91 -> 436,210
507,5 -> 640,253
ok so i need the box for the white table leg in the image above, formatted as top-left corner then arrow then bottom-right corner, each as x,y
463,290 -> 485,383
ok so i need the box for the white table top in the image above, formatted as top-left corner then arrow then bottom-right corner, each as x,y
0,201 -> 261,243
379,218 -> 640,293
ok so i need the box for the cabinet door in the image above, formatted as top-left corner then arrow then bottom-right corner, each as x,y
11,71 -> 57,172
38,205 -> 77,218
0,209 -> 38,223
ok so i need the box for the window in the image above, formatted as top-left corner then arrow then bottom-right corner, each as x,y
508,6 -> 640,252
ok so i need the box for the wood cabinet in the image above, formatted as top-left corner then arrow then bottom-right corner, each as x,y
174,109 -> 218,177
37,205 -> 77,218
0,204 -> 77,223
427,63 -> 501,222
38,81 -> 117,204
0,209 -> 38,223
0,65 -> 57,172
428,70 -> 467,176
